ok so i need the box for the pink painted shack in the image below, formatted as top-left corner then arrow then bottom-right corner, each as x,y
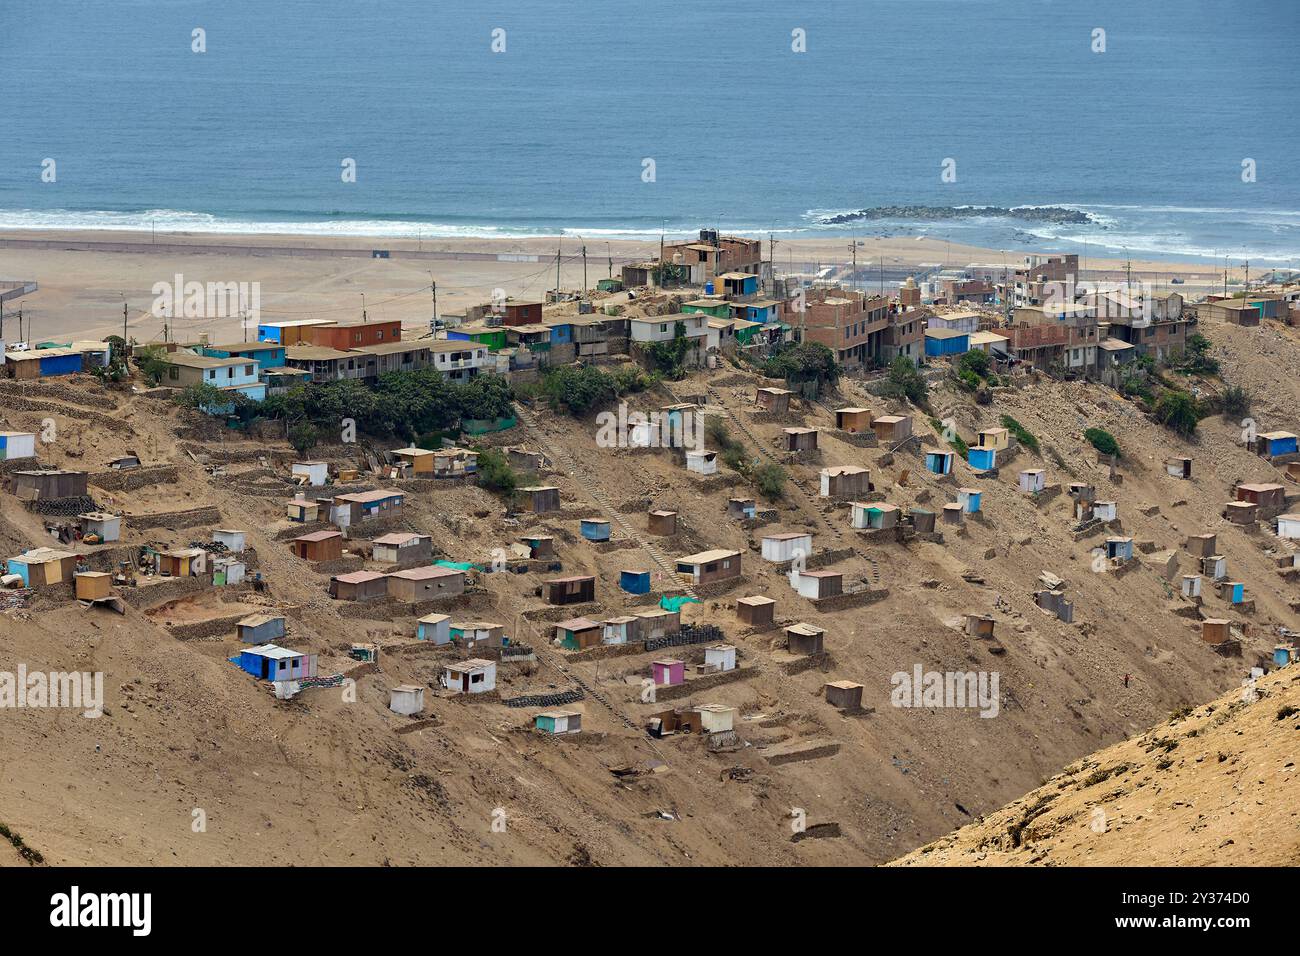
652,659 -> 686,687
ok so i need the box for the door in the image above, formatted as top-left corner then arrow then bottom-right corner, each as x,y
462,673 -> 470,693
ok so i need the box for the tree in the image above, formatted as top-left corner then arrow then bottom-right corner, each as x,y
762,342 -> 839,392
174,381 -> 227,411
956,349 -> 991,380
1220,385 -> 1251,418
1178,333 -> 1220,376
288,422 -> 319,455
133,345 -> 171,385
1154,390 -> 1201,437
475,448 -> 518,498
878,356 -> 928,407
542,364 -> 618,416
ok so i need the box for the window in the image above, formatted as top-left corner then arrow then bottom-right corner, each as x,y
659,323 -> 667,334
169,367 -> 180,380
377,330 -> 385,340
226,367 -> 234,379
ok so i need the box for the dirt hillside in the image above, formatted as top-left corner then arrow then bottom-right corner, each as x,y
0,307 -> 1295,866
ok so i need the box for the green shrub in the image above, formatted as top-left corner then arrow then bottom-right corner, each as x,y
878,356 -> 928,407
999,414 -> 1039,454
288,422 -> 319,455
541,364 -> 618,416
1154,389 -> 1201,437
133,345 -> 171,385
1084,428 -> 1120,458
752,462 -> 788,500
475,447 -> 517,497
762,342 -> 839,392
1220,385 -> 1251,418
956,348 -> 991,380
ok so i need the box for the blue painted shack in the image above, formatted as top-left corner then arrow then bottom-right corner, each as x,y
580,518 -> 611,542
925,451 -> 954,475
232,644 -> 318,682
547,322 -> 573,346
7,348 -> 83,380
1105,537 -> 1134,561
1227,582 -> 1245,604
956,488 -> 982,514
924,328 -> 970,358
203,342 -> 286,368
1256,431 -> 1299,459
417,613 -> 451,644
968,447 -> 997,471
619,570 -> 651,594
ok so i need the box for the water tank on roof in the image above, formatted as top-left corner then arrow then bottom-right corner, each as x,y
704,281 -> 715,295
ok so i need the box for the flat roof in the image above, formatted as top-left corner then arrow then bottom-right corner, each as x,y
352,340 -> 432,356
293,530 -> 342,542
335,489 -> 405,504
445,658 -> 495,673
237,613 -> 284,628
388,566 -> 463,580
372,532 -> 428,545
333,571 -> 387,584
285,345 -> 354,361
677,548 -> 742,564
556,617 -> 600,631
163,353 -> 250,369
10,547 -> 78,563
924,327 -> 968,339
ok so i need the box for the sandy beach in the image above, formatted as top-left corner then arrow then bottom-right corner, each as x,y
0,229 -> 1246,345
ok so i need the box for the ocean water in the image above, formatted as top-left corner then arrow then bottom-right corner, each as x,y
1,0 -> 1297,263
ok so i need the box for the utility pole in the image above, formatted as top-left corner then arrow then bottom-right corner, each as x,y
361,293 -> 367,323
607,243 -> 612,280
556,245 -> 562,294
430,274 -> 438,332
123,302 -> 129,344
849,240 -> 857,292
582,244 -> 588,293
16,305 -> 22,344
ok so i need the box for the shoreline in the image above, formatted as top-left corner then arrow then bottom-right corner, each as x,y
0,227 -> 1251,346
0,227 -> 1244,275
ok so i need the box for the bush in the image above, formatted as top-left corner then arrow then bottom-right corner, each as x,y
540,364 -> 619,416
1220,385 -> 1251,418
999,414 -> 1039,454
956,349 -> 991,381
174,381 -> 227,411
752,462 -> 787,500
1084,428 -> 1120,458
133,345 -> 171,385
1154,390 -> 1201,437
1178,333 -> 1220,376
288,422 -> 319,455
762,342 -> 839,392
645,323 -> 692,379
475,447 -> 518,497
930,417 -> 968,456
878,356 -> 928,407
